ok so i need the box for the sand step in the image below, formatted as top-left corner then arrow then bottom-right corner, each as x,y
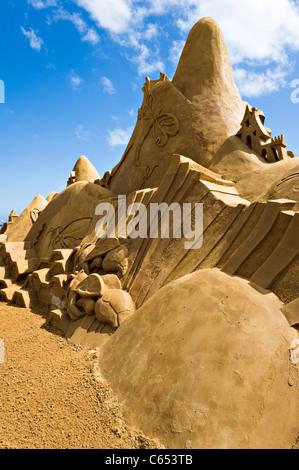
0,265 -> 11,280
0,283 -> 24,302
28,268 -> 52,306
0,278 -> 12,288
49,274 -> 67,300
35,258 -> 50,270
49,260 -> 68,276
10,258 -> 39,282
12,288 -> 37,308
31,268 -> 52,290
49,249 -> 73,263
5,248 -> 36,266
47,309 -> 70,332
1,241 -> 32,256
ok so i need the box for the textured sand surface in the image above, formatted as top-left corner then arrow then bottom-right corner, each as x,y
0,302 -> 158,449
100,269 -> 299,449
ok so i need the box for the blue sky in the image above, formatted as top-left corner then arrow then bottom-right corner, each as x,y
1,0 -> 299,222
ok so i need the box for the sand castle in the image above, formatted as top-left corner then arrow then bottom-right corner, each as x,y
1,17 -> 299,448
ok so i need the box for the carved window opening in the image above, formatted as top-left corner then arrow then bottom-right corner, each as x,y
262,149 -> 268,162
246,135 -> 252,149
272,148 -> 279,162
259,115 -> 265,125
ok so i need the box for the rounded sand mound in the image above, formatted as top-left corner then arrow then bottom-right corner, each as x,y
99,268 -> 299,449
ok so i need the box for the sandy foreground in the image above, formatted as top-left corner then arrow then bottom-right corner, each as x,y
0,302 -> 158,449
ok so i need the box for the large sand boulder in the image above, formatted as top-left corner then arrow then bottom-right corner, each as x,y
99,268 -> 299,449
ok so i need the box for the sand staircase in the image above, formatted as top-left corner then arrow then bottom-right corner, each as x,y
0,241 -> 38,306
0,242 -> 114,346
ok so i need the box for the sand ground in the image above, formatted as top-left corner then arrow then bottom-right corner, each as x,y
0,302 -> 158,449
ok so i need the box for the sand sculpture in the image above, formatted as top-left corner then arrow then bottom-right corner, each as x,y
0,210 -> 18,236
236,105 -> 295,162
1,17 -> 299,448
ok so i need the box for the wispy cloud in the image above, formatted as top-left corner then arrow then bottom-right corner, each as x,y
21,27 -> 44,51
28,0 -> 57,9
76,124 -> 91,141
142,23 -> 159,40
108,126 -> 133,147
75,0 -> 132,34
101,77 -> 116,95
126,38 -> 165,76
234,66 -> 288,97
74,1 -> 164,75
82,28 -> 100,45
49,7 -> 100,45
69,70 -> 84,89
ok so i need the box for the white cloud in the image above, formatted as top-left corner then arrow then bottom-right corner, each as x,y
108,126 -> 133,147
132,50 -> 165,76
76,124 -> 91,141
112,22 -> 163,76
50,7 -> 100,44
69,70 -> 84,88
82,28 -> 100,44
234,67 -> 288,97
28,0 -> 57,9
143,23 -> 159,40
101,77 -> 116,95
127,38 -> 165,76
21,27 -> 44,51
75,0 -> 132,34
51,8 -> 85,31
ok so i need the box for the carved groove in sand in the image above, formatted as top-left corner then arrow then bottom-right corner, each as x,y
135,74 -> 179,189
